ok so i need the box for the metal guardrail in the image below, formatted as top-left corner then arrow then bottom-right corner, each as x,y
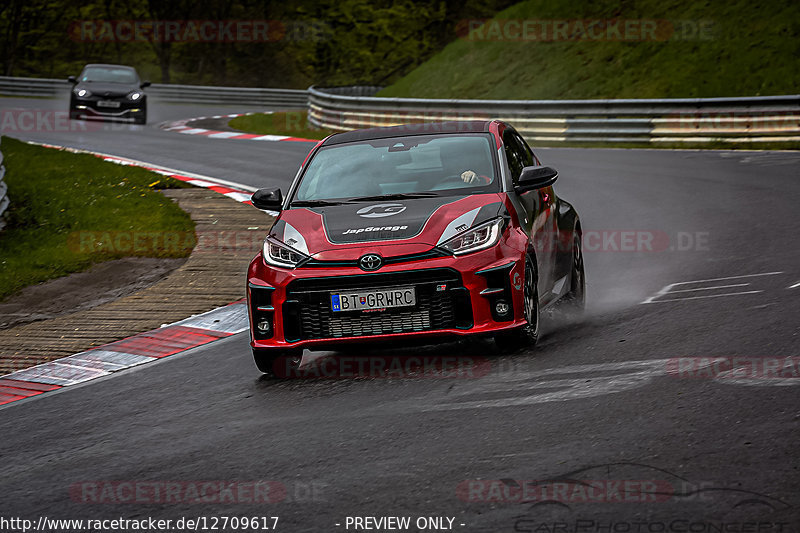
3,76 -> 798,143
0,76 -> 66,97
0,77 -> 308,107
0,136 -> 8,229
148,84 -> 307,107
307,86 -> 800,143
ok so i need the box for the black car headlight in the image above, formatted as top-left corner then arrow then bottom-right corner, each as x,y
128,91 -> 143,101
262,236 -> 310,268
439,218 -> 504,256
73,88 -> 91,98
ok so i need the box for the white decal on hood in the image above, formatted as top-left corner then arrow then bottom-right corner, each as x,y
357,203 -> 407,218
343,225 -> 409,235
436,207 -> 482,245
283,222 -> 309,255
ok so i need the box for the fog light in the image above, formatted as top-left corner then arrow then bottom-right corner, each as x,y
256,320 -> 271,334
495,300 -> 510,316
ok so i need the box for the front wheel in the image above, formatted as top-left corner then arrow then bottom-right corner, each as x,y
559,232 -> 585,317
495,255 -> 539,351
252,348 -> 302,378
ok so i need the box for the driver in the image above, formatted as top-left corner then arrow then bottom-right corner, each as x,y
460,169 -> 491,185
439,142 -> 493,186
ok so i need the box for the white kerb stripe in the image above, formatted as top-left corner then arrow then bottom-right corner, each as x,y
207,131 -> 244,139
252,135 -> 290,141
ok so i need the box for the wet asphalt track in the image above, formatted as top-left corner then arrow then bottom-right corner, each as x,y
1,95 -> 799,531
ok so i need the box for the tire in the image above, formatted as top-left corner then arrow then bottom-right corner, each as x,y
559,232 -> 585,317
252,348 -> 302,378
69,110 -> 81,120
495,254 -> 539,351
134,111 -> 146,125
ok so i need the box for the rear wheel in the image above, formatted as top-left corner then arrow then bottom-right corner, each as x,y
495,255 -> 539,351
252,348 -> 302,378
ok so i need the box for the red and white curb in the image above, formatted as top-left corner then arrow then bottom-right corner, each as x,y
28,142 -> 259,204
0,301 -> 250,406
0,143 -> 262,408
160,112 -> 316,143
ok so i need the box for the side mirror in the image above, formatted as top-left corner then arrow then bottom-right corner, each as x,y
251,188 -> 283,210
140,80 -> 151,88
68,76 -> 77,84
515,165 -> 558,192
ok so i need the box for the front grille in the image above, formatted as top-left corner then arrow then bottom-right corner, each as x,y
283,269 -> 472,341
302,249 -> 447,268
329,309 -> 431,337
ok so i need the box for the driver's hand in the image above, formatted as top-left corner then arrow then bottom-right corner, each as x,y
461,170 -> 479,184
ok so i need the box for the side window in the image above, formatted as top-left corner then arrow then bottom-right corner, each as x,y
503,130 -> 525,184
515,133 -> 536,167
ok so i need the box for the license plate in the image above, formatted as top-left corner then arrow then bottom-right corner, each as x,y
331,287 -> 416,312
97,100 -> 121,108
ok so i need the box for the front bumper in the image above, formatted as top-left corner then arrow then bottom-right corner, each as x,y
247,243 -> 527,351
70,97 -> 145,120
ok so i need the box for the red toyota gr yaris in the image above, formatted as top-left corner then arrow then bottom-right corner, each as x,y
247,121 -> 584,375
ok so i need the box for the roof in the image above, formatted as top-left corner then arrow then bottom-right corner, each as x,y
82,64 -> 137,70
321,121 -> 495,146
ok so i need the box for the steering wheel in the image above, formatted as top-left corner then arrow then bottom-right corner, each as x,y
430,175 -> 471,191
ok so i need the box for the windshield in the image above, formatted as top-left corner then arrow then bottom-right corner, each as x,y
80,67 -> 138,84
292,133 -> 499,203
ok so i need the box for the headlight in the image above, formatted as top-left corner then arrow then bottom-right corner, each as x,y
74,88 -> 91,97
262,236 -> 310,268
439,218 -> 504,256
128,92 -> 142,101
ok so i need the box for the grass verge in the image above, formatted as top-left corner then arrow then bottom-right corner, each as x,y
380,0 -> 800,100
228,111 -> 335,140
0,137 -> 195,300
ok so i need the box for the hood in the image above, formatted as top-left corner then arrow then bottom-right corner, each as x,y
77,82 -> 139,97
269,194 -> 506,260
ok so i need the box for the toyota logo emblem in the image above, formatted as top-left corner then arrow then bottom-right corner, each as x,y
359,254 -> 383,271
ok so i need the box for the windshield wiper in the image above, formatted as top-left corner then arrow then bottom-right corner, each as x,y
290,200 -> 347,207
348,192 -> 438,201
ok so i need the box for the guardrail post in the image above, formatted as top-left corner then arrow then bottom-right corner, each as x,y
0,136 -> 8,231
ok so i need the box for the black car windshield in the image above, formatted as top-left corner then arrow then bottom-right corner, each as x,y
292,133 -> 500,202
80,67 -> 138,84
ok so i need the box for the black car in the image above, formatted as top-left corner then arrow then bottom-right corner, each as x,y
68,64 -> 150,125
